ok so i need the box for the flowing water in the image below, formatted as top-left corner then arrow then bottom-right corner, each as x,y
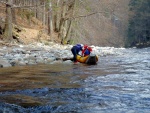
0,48 -> 150,113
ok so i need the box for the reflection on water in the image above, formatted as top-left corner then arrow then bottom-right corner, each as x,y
0,48 -> 150,113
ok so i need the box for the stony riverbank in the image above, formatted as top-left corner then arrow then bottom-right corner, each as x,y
0,42 -> 121,68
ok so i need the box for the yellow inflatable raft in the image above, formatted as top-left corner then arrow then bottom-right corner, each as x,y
76,54 -> 98,64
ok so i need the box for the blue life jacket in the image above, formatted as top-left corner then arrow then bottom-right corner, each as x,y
84,49 -> 90,56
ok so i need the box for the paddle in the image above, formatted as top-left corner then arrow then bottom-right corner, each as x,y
55,54 -> 83,62
55,57 -> 74,61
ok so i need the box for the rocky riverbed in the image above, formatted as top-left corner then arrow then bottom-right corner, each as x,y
0,42 -> 121,68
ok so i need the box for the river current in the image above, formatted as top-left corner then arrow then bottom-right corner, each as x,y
0,47 -> 150,113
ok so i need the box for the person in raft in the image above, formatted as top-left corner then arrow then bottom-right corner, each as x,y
82,45 -> 92,57
71,44 -> 83,63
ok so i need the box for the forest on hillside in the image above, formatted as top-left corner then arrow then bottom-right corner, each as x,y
0,0 -> 150,48
127,0 -> 150,48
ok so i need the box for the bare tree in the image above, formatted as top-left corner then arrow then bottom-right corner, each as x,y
47,0 -> 53,39
3,0 -> 13,42
64,0 -> 76,43
54,0 -> 60,32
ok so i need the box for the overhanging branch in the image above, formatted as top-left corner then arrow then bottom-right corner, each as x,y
65,11 -> 110,20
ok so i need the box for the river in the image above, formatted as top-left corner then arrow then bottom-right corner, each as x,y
0,47 -> 150,113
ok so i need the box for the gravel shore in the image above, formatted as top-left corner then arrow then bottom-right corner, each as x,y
0,42 -> 120,68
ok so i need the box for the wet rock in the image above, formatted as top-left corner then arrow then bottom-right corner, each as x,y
36,57 -> 44,64
46,58 -> 55,63
0,59 -> 12,67
0,64 -> 3,68
10,61 -> 16,66
17,61 -> 27,66
28,60 -> 37,65
62,60 -> 72,64
28,55 -> 37,60
12,48 -> 26,54
51,60 -> 63,64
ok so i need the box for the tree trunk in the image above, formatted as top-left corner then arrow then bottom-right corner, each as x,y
48,1 -> 53,40
35,0 -> 38,18
54,0 -> 60,32
64,0 -> 76,43
12,0 -> 16,24
4,0 -> 13,42
43,0 -> 46,25
58,0 -> 67,43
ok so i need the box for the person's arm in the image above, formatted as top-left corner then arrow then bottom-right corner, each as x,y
81,49 -> 84,56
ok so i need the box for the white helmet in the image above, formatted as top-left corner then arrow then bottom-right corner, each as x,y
80,44 -> 84,47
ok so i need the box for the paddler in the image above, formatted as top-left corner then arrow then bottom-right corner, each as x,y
82,45 -> 92,57
71,44 -> 83,63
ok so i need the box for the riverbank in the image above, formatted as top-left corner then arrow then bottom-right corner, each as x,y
0,42 -> 122,68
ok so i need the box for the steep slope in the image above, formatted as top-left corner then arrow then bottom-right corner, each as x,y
75,0 -> 130,47
0,0 -> 130,47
